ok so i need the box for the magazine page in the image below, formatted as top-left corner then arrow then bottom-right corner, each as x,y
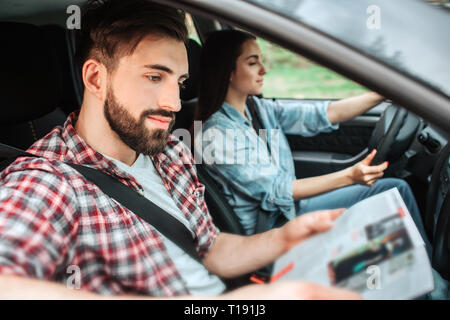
271,188 -> 434,299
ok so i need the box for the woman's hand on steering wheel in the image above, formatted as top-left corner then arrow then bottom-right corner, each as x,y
347,149 -> 389,187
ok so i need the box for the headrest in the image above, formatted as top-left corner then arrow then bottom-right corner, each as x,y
181,39 -> 202,101
0,22 -> 63,125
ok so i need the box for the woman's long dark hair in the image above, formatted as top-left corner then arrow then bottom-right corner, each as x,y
194,30 -> 256,124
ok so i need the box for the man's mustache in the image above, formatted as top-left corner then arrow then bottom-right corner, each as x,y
141,109 -> 175,122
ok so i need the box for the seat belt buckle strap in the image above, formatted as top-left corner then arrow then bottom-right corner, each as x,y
249,273 -> 269,284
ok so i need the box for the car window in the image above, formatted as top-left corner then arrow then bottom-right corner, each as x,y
425,0 -> 450,9
257,37 -> 369,99
186,13 -> 201,44
247,0 -> 450,97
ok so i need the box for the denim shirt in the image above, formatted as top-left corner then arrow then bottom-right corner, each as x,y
201,97 -> 338,234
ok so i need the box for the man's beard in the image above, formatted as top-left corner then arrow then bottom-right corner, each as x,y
103,87 -> 175,156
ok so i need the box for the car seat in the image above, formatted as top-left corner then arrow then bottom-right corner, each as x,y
0,21 -> 81,173
0,22 -> 79,151
173,38 -> 202,132
430,143 -> 450,282
175,38 -> 245,235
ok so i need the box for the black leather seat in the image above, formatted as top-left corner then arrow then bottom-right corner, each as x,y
196,165 -> 245,234
175,38 -> 246,235
174,39 -> 202,132
430,143 -> 450,281
433,194 -> 450,281
0,22 -> 77,151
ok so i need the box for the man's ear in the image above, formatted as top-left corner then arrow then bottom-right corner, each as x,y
82,59 -> 107,101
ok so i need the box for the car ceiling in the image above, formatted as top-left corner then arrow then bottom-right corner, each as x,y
0,0 -> 86,24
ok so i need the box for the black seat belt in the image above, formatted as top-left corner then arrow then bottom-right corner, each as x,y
246,96 -> 289,233
246,96 -> 286,282
0,143 -> 201,264
247,95 -> 270,155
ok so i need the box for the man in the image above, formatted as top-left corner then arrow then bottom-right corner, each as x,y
0,0 -> 359,299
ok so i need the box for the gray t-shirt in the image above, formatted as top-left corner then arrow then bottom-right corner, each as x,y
105,153 -> 226,295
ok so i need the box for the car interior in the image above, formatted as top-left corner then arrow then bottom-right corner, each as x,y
0,0 -> 448,288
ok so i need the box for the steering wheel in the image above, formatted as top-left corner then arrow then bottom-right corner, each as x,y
367,103 -> 421,165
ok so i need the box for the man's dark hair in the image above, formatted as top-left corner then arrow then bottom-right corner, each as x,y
75,0 -> 188,73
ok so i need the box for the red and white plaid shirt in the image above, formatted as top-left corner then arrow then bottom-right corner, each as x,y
0,111 -> 219,296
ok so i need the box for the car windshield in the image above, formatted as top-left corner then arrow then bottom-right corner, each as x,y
246,0 -> 450,98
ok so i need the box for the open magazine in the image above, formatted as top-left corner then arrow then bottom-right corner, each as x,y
271,188 -> 434,299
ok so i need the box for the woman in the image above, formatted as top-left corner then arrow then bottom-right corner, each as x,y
194,30 -> 430,254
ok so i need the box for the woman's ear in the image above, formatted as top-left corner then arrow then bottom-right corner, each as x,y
229,71 -> 234,83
